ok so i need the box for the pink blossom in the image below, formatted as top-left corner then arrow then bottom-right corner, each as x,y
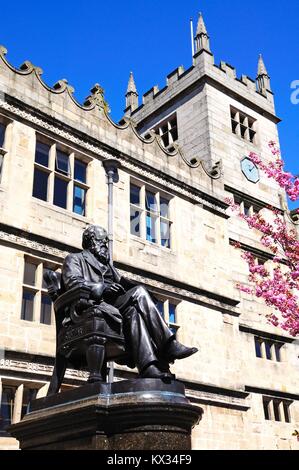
227,143 -> 299,336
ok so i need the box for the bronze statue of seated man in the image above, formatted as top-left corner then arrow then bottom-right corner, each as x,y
61,225 -> 198,379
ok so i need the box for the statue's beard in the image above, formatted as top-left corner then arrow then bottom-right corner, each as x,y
90,243 -> 109,264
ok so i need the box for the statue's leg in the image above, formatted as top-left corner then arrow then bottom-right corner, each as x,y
86,341 -> 106,383
47,353 -> 67,396
116,286 -> 174,352
121,305 -> 158,374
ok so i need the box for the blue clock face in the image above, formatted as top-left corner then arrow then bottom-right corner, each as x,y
241,157 -> 260,183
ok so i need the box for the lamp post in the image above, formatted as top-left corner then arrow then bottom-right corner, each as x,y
102,158 -> 121,383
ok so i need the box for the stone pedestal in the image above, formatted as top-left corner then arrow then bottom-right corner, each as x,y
9,379 -> 202,450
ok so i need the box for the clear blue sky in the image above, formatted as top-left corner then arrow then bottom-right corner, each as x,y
1,1 -> 299,205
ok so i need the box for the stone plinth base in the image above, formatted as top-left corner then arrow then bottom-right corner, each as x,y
9,379 -> 203,450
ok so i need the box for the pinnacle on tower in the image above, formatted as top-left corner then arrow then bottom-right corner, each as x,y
257,54 -> 268,76
194,12 -> 211,54
196,12 -> 207,35
126,71 -> 138,95
125,71 -> 139,115
256,54 -> 271,94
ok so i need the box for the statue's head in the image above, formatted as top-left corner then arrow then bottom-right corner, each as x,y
82,225 -> 109,264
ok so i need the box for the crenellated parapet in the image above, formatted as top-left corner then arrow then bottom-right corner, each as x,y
131,13 -> 276,125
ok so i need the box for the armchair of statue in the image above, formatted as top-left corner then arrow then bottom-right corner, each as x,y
44,271 -> 128,396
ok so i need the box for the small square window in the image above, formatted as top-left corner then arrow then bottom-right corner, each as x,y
230,107 -> 256,143
153,115 -> 178,148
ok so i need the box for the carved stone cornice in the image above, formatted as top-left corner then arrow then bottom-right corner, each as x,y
0,225 -> 69,261
0,356 -> 88,381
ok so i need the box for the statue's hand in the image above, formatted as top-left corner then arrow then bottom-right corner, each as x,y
104,283 -> 126,296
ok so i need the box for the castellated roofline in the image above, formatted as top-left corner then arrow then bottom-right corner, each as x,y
0,45 -> 222,176
133,51 -> 275,121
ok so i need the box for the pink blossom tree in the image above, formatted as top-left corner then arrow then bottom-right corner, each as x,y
226,142 -> 299,337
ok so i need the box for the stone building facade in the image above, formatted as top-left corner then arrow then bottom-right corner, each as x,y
0,13 -> 299,450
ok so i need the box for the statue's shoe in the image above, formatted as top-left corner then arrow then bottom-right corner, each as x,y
141,364 -> 174,379
164,340 -> 198,361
